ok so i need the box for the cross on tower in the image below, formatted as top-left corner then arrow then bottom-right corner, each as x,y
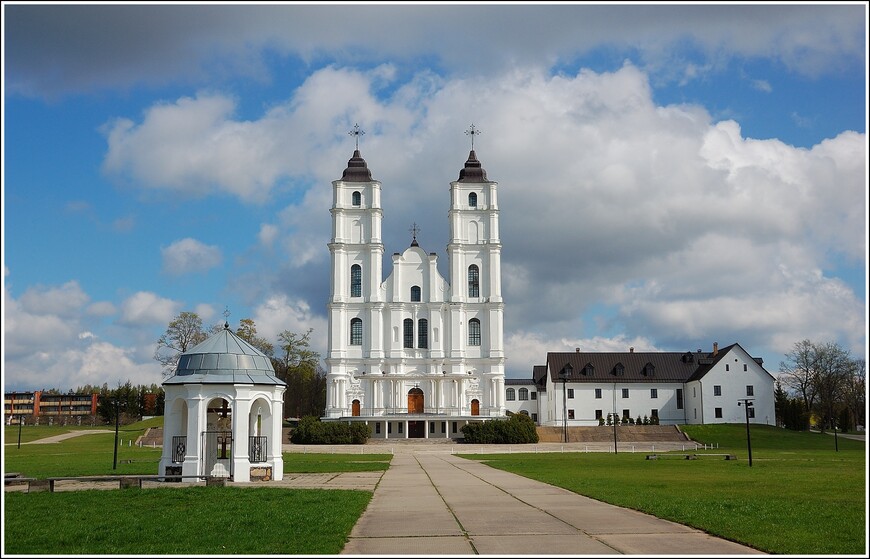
348,123 -> 365,150
465,124 -> 481,150
409,222 -> 420,244
222,306 -> 231,329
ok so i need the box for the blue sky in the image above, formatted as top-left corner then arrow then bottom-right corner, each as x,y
2,2 -> 867,392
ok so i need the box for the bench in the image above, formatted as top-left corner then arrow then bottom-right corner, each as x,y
646,453 -> 737,460
646,454 -> 697,460
5,475 -> 226,493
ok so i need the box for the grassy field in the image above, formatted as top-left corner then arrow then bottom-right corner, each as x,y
3,419 -> 390,477
460,424 -> 866,555
4,486 -> 371,554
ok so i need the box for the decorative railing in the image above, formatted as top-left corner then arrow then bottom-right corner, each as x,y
171,436 -> 186,463
248,436 -> 267,463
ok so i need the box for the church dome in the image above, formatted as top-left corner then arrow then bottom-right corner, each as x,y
163,324 -> 285,386
457,150 -> 488,182
341,149 -> 373,182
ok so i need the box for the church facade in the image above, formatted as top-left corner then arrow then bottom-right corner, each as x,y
323,141 -> 506,438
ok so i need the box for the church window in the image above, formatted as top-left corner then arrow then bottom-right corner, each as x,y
403,319 -> 414,348
595,388 -> 602,399
622,388 -> 629,398
350,318 -> 363,345
352,191 -> 361,206
567,389 -> 574,399
411,285 -> 421,302
468,318 -> 481,346
506,388 -> 515,401
651,388 -> 658,399
468,265 -> 480,297
530,391 -> 536,400
676,389 -> 684,409
519,388 -> 529,401
350,265 -> 362,297
468,192 -> 477,207
418,319 -> 428,348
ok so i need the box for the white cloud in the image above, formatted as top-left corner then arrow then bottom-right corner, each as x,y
161,237 -> 223,276
251,294 -> 329,359
18,280 -> 90,318
118,291 -> 180,327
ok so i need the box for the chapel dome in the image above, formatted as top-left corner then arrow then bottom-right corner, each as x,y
341,149 -> 373,182
163,324 -> 285,386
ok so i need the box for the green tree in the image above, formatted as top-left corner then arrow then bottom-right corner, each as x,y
273,328 -> 323,418
154,311 -> 208,377
236,318 -> 275,357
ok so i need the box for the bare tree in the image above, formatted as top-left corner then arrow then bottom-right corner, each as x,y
780,339 -> 819,412
813,342 -> 852,432
843,358 -> 866,430
153,311 -> 208,377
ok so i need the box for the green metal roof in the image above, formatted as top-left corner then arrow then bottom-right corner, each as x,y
163,325 -> 285,386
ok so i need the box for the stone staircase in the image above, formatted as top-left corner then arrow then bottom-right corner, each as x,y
536,425 -> 690,443
136,427 -> 163,447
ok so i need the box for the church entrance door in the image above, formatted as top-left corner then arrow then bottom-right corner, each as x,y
408,421 -> 425,438
407,387 -> 424,414
471,399 -> 480,416
352,399 -> 361,416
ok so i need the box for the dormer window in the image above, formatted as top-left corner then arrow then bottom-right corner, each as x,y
682,352 -> 694,363
612,363 -> 625,376
582,363 -> 595,376
468,192 -> 477,207
642,362 -> 655,377
352,191 -> 361,207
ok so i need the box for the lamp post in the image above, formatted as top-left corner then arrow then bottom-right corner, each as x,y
560,364 -> 572,443
112,397 -> 120,470
738,398 -> 754,467
612,411 -> 618,454
17,415 -> 23,449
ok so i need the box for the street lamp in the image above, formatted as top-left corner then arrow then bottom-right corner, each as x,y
17,415 -> 23,449
112,397 -> 120,470
612,410 -> 618,454
560,364 -> 572,443
738,398 -> 754,467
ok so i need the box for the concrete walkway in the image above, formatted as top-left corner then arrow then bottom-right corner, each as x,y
341,452 -> 763,555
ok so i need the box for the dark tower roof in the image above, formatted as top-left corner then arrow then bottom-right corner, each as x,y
457,150 -> 488,182
341,149 -> 373,182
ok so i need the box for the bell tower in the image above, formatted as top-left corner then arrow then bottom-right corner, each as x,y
446,124 -> 505,414
325,125 -> 384,417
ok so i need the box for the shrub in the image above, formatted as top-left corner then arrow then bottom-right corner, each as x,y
598,417 -> 605,426
461,413 -> 539,444
290,416 -> 371,444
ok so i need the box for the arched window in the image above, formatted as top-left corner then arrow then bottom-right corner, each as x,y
350,264 -> 362,297
352,191 -> 361,207
350,318 -> 363,345
410,285 -> 421,302
468,318 -> 481,346
403,318 -> 414,348
506,388 -> 516,401
468,192 -> 477,207
418,319 -> 428,348
468,265 -> 480,298
519,388 -> 529,401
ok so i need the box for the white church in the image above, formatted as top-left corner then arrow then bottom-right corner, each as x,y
323,129 -> 506,438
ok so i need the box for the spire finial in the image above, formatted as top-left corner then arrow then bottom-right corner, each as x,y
409,222 -> 420,246
465,124 -> 481,150
348,123 -> 365,150
223,306 -> 231,329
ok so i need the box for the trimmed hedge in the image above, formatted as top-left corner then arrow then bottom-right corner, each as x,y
460,413 -> 539,444
289,416 -> 371,444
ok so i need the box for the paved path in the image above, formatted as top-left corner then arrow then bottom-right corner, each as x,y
341,452 -> 763,555
5,429 -> 114,445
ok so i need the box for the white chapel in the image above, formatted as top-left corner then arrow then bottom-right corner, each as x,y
323,130 -> 506,438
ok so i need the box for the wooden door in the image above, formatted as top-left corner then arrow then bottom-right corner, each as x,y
471,399 -> 480,416
352,400 -> 361,417
408,388 -> 424,414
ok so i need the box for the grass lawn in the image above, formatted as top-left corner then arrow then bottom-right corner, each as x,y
4,486 -> 370,555
3,420 -> 391,477
460,424 -> 866,555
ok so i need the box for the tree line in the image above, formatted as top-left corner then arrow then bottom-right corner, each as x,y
153,311 -> 326,420
776,339 -> 865,432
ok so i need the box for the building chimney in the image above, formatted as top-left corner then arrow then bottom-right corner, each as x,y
575,347 -> 580,353
629,347 -> 634,353
713,342 -> 719,356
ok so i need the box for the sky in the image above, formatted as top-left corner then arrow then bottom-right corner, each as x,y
2,2 -> 867,393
